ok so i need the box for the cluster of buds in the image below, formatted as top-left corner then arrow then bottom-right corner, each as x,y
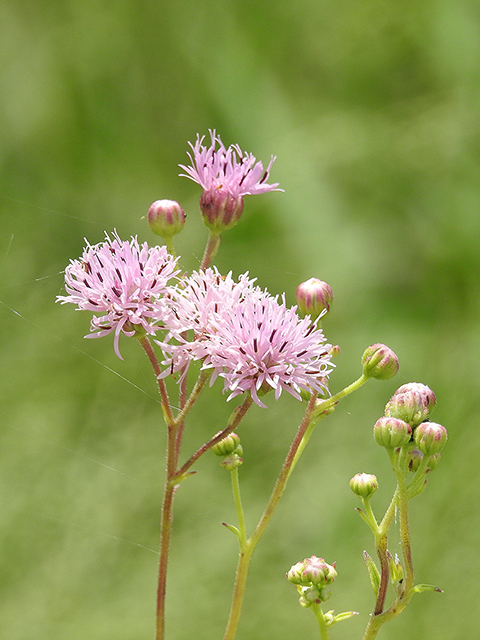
212,433 -> 243,470
286,556 -> 337,607
374,382 -> 447,471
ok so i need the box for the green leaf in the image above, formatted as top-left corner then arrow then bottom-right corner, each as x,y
412,583 -> 443,594
363,551 -> 380,597
221,522 -> 240,537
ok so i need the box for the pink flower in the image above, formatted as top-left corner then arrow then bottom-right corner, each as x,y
180,130 -> 282,198
158,271 -> 333,407
179,131 -> 283,233
205,292 -> 333,407
157,267 -> 260,374
57,232 -> 180,359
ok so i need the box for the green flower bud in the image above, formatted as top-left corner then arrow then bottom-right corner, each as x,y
212,433 -> 242,457
385,382 -> 436,427
220,453 -> 243,470
427,452 -> 441,471
148,200 -> 186,238
286,562 -> 305,584
296,278 -> 334,320
350,473 -> 378,499
374,416 -> 412,448
414,422 -> 448,456
362,344 -> 399,380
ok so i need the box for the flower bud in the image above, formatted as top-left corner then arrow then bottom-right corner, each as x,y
374,416 -> 412,448
385,383 -> 436,427
362,344 -> 399,380
148,200 -> 186,238
407,448 -> 423,472
212,433 -> 242,457
199,190 -> 244,233
220,453 -> 243,470
286,562 -> 305,584
414,422 -> 448,456
287,556 -> 337,587
426,452 -> 441,471
296,278 -> 334,320
302,556 -> 337,586
350,473 -> 378,499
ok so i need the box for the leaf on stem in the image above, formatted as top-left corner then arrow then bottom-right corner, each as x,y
412,583 -> 443,594
363,551 -> 380,597
222,522 -> 240,537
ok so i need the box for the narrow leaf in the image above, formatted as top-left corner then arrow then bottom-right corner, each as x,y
363,550 -> 380,596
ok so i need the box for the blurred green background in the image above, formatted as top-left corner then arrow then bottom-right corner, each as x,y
1,0 -> 479,638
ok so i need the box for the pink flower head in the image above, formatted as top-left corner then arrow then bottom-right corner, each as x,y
158,271 -> 333,407
57,232 -> 180,359
205,292 -> 333,407
180,130 -> 282,198
179,131 -> 283,233
157,267 -> 260,374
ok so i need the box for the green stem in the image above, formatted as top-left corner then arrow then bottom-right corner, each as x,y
311,603 -> 331,640
231,467 -> 247,544
222,394 -> 318,640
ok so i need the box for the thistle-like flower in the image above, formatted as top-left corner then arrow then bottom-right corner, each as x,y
57,232 -> 180,358
179,130 -> 282,232
206,292 -> 333,407
159,270 -> 333,407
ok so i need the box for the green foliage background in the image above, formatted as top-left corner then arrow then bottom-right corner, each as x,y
1,1 -> 479,638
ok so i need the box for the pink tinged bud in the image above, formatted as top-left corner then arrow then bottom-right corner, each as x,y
374,416 -> 412,448
414,421 -> 448,456
220,453 -> 243,470
407,448 -> 424,472
148,200 -> 186,238
362,344 -> 399,380
287,562 -> 307,584
302,556 -> 337,586
350,473 -> 378,499
199,190 -> 244,233
296,278 -> 334,320
385,382 -> 436,427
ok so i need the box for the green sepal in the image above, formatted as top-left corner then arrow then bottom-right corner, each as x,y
363,551 -> 380,597
221,522 -> 240,537
411,583 -> 443,594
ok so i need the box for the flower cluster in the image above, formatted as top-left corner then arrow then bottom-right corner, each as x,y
159,268 -> 333,407
57,232 -> 180,358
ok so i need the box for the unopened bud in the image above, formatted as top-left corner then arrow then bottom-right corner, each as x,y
414,422 -> 448,456
350,473 -> 378,499
296,278 -> 334,320
212,432 -> 242,457
407,448 -> 423,472
374,416 -> 412,448
148,200 -> 186,238
220,453 -> 243,470
385,383 -> 436,427
302,556 -> 337,586
362,344 -> 399,380
199,190 -> 244,233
